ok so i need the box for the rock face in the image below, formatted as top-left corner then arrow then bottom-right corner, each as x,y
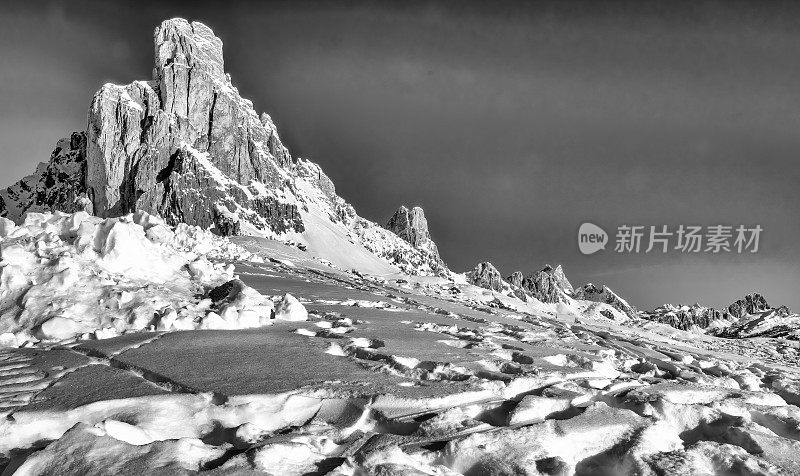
645,304 -> 727,331
3,19 -> 300,236
550,265 -> 574,294
506,271 -> 524,289
521,265 -> 571,304
386,206 -> 438,252
466,262 -> 504,292
727,293 -> 771,319
82,19 -> 303,235
573,283 -> 639,319
0,18 -> 450,277
0,133 -> 91,222
383,205 -> 448,276
501,265 -> 574,304
644,293 -> 794,335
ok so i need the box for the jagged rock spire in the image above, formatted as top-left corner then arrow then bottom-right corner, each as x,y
83,18 -> 302,233
503,264 -> 573,304
386,206 -> 432,248
466,262 -> 504,292
521,265 -> 570,304
154,19 -> 226,120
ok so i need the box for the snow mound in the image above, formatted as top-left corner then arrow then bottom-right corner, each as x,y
0,210 -> 271,346
275,293 -> 308,321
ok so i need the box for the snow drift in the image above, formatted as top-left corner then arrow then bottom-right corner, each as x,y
0,210 -> 292,346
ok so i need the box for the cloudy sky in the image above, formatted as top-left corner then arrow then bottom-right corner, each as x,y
2,0 -> 799,310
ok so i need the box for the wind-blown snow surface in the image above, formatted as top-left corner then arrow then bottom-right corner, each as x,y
0,211 -> 287,347
3,222 -> 800,475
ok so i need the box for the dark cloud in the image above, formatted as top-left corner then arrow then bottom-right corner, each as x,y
2,0 -> 799,310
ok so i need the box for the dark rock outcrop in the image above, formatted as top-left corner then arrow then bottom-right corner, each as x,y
726,293 -> 770,319
0,132 -> 91,221
466,262 -> 504,292
209,279 -> 247,304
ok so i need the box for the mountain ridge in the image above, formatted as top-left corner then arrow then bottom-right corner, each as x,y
0,18 -> 448,278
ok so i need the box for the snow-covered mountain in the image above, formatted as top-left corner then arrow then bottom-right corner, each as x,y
644,293 -> 800,339
643,302 -> 729,331
572,283 -> 640,319
6,17 -> 800,476
463,261 -> 635,321
0,18 -> 446,278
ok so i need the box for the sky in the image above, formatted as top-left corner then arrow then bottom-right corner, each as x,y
1,0 -> 799,311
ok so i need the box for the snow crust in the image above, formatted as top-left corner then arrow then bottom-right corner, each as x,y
0,210 -> 277,346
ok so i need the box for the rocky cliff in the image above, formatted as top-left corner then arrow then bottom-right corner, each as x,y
644,303 -> 728,331
0,133 -> 91,222
468,263 -> 576,305
466,262 -> 504,292
520,265 -> 572,304
383,205 -> 448,275
644,293 -> 796,336
0,18 -> 448,276
85,19 -> 303,234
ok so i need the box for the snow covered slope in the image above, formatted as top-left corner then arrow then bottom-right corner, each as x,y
3,245 -> 800,474
0,18 -> 447,278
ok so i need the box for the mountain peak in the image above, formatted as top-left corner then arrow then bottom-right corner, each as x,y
386,205 -> 432,249
573,283 -> 639,319
466,261 -> 504,292
1,18 -> 452,278
155,19 -> 225,79
153,19 -> 228,120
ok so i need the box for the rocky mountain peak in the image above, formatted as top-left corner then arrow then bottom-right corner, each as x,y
154,19 -> 225,84
152,19 -> 228,134
644,292 -> 792,333
82,17 -> 302,230
1,18 -> 452,278
381,204 -> 448,275
727,293 -> 771,319
466,262 -> 504,292
506,271 -> 524,288
386,205 -> 432,248
521,266 -> 571,304
573,283 -> 639,319
550,264 -> 574,294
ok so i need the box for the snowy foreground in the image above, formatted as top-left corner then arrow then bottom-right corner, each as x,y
2,214 -> 800,475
